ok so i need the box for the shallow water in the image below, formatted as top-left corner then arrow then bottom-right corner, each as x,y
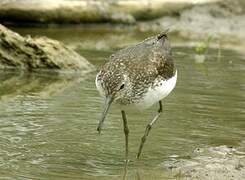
0,27 -> 244,179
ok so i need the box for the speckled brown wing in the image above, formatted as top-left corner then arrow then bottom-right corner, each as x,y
153,34 -> 175,80
156,53 -> 174,80
109,33 -> 175,81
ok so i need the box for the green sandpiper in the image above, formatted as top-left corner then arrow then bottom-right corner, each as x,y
95,32 -> 177,160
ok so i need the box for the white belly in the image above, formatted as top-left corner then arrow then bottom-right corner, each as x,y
136,70 -> 177,109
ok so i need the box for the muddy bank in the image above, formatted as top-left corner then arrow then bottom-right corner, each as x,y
138,0 -> 245,39
0,0 -> 219,25
1,0 -> 245,40
0,24 -> 94,72
165,145 -> 245,179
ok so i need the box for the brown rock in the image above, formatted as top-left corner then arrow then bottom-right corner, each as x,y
0,24 -> 94,72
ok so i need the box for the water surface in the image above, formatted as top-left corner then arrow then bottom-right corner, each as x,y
0,28 -> 244,179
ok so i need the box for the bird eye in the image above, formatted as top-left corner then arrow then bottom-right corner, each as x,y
119,84 -> 125,90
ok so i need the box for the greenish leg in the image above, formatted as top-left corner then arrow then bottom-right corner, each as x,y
137,101 -> 163,159
121,110 -> 129,163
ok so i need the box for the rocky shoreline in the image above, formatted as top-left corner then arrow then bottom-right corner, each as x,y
0,0 -> 218,25
138,0 -> 245,39
0,24 -> 94,72
1,0 -> 245,40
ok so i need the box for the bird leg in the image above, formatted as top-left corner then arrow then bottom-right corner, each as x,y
137,101 -> 163,159
121,110 -> 129,163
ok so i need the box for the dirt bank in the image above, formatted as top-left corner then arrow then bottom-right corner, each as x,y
138,0 -> 245,39
0,0 -> 219,25
1,0 -> 245,40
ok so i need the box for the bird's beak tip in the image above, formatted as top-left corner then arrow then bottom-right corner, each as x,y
96,126 -> 101,134
96,95 -> 113,133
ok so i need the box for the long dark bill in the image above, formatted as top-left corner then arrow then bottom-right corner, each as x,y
97,95 -> 113,134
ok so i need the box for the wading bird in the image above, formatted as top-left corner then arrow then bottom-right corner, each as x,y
95,32 -> 177,161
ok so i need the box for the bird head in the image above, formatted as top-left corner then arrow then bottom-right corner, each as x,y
96,65 -> 129,133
